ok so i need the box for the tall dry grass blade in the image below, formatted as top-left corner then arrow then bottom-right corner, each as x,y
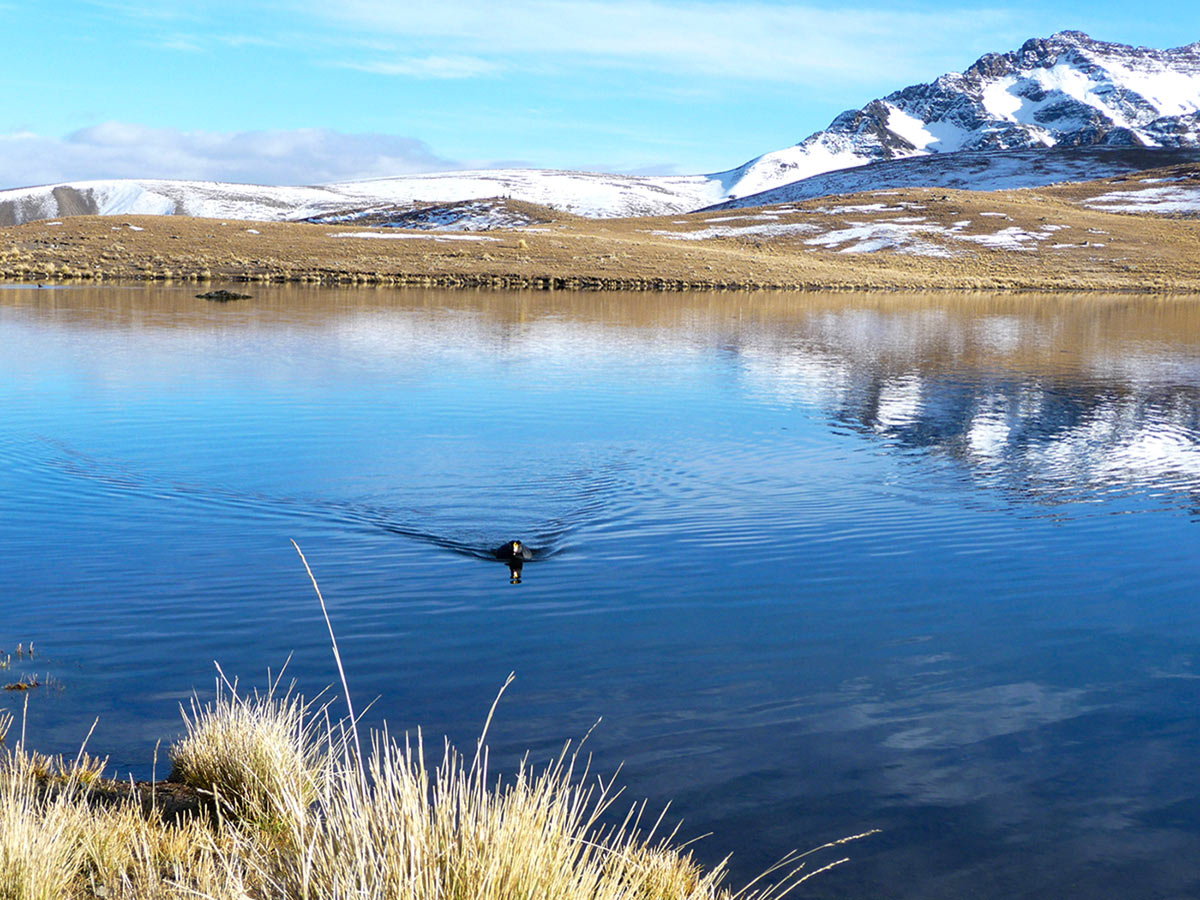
291,538 -> 364,779
472,671 -> 515,780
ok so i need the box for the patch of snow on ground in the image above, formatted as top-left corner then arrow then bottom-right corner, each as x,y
327,232 -> 501,242
813,203 -> 908,214
46,221 -> 62,226
980,212 -> 1011,218
648,223 -> 819,241
309,199 -> 548,231
1099,60 -> 1200,119
803,221 -> 954,257
700,215 -> 781,223
884,104 -> 938,151
246,229 -> 260,234
404,202 -> 534,231
1083,186 -> 1200,214
725,140 -> 873,199
955,226 -> 1050,251
1040,224 -> 1068,231
885,103 -> 969,152
0,169 -> 732,224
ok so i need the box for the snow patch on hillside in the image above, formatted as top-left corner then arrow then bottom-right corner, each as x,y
1083,185 -> 1200,213
710,147 -> 1200,210
0,170 -> 730,225
306,198 -> 549,230
648,222 -> 819,241
327,231 -> 501,242
1101,60 -> 1200,118
804,222 -> 954,256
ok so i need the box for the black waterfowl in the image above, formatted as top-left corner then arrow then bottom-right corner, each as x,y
494,540 -> 533,562
494,540 -> 533,583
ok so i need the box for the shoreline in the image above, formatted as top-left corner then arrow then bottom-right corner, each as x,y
5,273 -> 1200,294
2,170 -> 1198,294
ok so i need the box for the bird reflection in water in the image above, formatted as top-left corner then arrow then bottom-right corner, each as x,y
494,539 -> 533,584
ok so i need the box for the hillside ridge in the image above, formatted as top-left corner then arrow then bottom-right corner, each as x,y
3,31 -> 1200,225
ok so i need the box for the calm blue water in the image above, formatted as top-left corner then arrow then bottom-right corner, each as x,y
2,285 -> 1200,899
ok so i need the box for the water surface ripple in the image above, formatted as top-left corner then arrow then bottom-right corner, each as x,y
2,286 -> 1200,900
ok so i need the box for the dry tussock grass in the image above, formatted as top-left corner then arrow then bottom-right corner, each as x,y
170,665 -> 330,824
0,163 -> 1196,292
0,743 -> 242,900
0,551 -> 873,900
0,677 -> 871,900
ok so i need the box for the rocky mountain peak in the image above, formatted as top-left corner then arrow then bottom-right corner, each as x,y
723,31 -> 1200,199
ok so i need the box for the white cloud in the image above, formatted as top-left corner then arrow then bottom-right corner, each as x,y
309,0 -> 1017,84
342,54 -> 501,79
155,34 -> 205,52
0,123 -> 462,187
82,0 -> 1018,85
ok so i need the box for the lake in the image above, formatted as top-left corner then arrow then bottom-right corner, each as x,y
2,284 -> 1199,899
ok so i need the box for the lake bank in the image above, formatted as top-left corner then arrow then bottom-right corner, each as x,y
2,169 -> 1198,293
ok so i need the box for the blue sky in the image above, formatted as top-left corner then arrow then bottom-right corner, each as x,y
1,1 -> 1197,186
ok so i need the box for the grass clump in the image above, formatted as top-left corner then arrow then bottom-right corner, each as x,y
0,671 -> 872,900
0,759 -> 83,900
170,665 -> 328,824
0,742 -> 242,900
0,553 -> 874,898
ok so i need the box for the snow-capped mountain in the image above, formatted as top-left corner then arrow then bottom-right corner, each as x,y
0,169 -> 727,226
723,31 -> 1200,198
2,31 -> 1199,225
707,146 -> 1200,210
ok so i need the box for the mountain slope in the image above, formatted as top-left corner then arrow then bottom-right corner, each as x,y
721,31 -> 1200,199
707,146 -> 1200,210
0,169 -> 727,226
3,31 -> 1200,225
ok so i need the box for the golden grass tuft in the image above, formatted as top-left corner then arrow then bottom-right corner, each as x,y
170,665 -> 329,824
0,554 -> 874,898
0,669 -> 874,900
0,766 -> 85,900
172,670 -> 874,900
0,743 -> 250,900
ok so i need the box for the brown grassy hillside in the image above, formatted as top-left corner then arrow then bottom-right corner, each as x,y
1,166 -> 1197,293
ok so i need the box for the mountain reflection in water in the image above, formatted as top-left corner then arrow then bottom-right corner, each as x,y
732,300 -> 1200,510
1,286 -> 1199,900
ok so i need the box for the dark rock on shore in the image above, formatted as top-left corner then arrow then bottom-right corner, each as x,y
197,289 -> 252,301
